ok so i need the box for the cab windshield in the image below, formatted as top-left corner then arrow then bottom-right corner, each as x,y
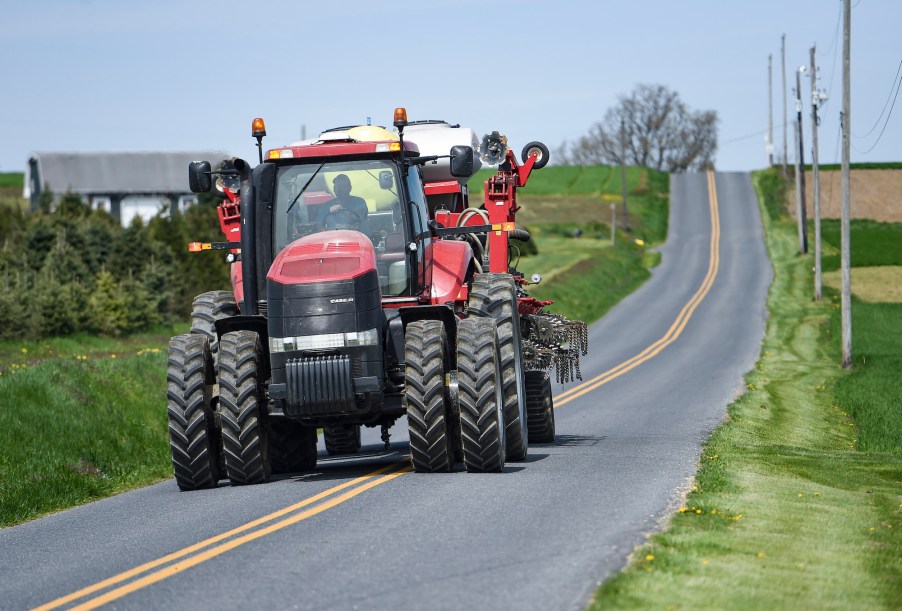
273,159 -> 409,295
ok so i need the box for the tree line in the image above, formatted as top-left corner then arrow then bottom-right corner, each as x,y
0,192 -> 230,340
558,84 -> 718,172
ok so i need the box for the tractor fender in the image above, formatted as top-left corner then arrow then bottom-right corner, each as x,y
396,304 -> 458,368
430,240 -> 473,305
214,315 -> 268,347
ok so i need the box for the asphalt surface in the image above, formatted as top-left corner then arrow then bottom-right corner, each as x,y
0,171 -> 771,611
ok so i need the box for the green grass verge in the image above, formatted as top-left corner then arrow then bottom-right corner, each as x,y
0,326 -> 185,527
590,172 -> 902,609
526,240 -> 650,323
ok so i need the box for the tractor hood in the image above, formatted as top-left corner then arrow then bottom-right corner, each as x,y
267,230 -> 377,285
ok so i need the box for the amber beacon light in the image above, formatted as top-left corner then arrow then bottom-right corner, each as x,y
252,117 -> 267,138
393,107 -> 408,128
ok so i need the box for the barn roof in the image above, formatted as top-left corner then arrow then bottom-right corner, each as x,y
27,151 -> 229,196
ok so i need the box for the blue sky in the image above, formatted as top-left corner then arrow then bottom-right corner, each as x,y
1,0 -> 899,173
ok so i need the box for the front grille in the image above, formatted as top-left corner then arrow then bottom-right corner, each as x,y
284,355 -> 355,416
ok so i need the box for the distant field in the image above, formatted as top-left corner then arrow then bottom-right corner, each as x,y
0,172 -> 24,199
823,266 -> 902,303
468,164 -> 647,196
819,219 -> 902,271
0,172 -> 24,188
790,167 -> 902,222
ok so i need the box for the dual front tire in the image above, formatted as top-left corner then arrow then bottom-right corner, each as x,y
167,329 -> 318,490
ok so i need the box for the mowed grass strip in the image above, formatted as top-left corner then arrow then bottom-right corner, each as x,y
829,298 -> 902,455
0,329 -> 180,527
590,171 -> 902,609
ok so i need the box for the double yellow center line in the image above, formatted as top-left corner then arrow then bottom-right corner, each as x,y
36,171 -> 721,610
35,462 -> 411,611
555,170 -> 721,407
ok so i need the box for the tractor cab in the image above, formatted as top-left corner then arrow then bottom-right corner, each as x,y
270,157 -> 416,297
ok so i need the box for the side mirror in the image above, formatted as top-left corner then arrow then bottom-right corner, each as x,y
188,161 -> 212,193
449,145 -> 474,177
379,170 -> 394,190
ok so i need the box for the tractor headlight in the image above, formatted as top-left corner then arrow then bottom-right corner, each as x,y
269,328 -> 379,353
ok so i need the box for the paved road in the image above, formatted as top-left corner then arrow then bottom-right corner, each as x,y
0,171 -> 771,611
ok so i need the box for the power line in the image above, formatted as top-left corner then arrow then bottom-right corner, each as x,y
821,1 -> 844,111
852,59 -> 902,138
818,1 -> 843,57
851,71 -> 902,154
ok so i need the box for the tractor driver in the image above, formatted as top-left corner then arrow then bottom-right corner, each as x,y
318,174 -> 369,232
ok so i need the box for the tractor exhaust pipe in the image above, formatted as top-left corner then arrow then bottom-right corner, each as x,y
234,158 -> 258,315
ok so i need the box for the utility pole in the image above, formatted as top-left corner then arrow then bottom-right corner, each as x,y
795,66 -> 809,254
840,0 -> 852,368
768,54 -> 775,166
810,45 -> 824,301
782,34 -> 788,174
620,117 -> 629,230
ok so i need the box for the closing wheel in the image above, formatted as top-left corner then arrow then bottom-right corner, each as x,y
270,419 -> 318,474
405,320 -> 456,473
457,317 -> 506,473
525,370 -> 555,443
521,141 -> 550,169
190,291 -> 238,365
469,273 -> 528,461
218,330 -> 271,485
167,333 -> 221,490
323,424 -> 362,456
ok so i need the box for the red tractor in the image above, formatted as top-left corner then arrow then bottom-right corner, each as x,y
168,108 -> 587,490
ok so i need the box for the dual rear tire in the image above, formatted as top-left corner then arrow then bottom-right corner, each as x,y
468,274 -> 529,461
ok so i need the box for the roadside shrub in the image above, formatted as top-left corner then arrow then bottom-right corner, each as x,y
0,194 -> 232,340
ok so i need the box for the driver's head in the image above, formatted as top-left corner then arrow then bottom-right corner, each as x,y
332,174 -> 352,199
